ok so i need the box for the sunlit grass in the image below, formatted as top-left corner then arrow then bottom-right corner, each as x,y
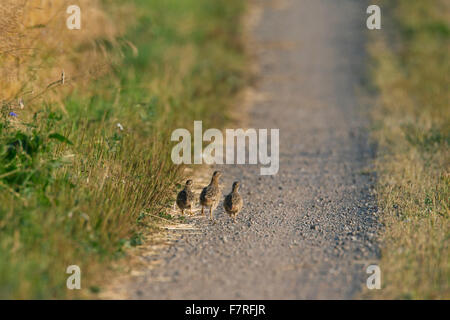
0,0 -> 247,298
367,0 -> 449,299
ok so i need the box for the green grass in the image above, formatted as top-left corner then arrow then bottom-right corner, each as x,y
367,0 -> 449,299
0,0 -> 247,299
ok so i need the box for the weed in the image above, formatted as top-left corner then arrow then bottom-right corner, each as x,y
0,0 -> 247,299
367,0 -> 449,299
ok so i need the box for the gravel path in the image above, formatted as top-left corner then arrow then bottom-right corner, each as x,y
128,0 -> 380,299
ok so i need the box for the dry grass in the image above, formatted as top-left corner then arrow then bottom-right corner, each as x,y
0,0 -> 129,108
0,0 -> 133,299
366,0 -> 449,299
0,0 -> 248,299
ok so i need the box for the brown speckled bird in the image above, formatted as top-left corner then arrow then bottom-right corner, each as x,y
176,180 -> 195,215
200,171 -> 222,220
224,181 -> 243,222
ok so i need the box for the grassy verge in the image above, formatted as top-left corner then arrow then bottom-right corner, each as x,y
367,0 -> 449,299
0,0 -> 247,299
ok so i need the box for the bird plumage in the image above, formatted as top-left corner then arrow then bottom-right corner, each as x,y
200,171 -> 222,220
176,180 -> 195,215
224,181 -> 243,222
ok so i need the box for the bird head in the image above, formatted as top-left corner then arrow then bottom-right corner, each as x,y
232,181 -> 240,192
185,179 -> 193,188
211,171 -> 222,182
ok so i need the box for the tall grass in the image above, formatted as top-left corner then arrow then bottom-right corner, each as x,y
0,0 -> 126,103
0,0 -> 247,299
367,0 -> 449,299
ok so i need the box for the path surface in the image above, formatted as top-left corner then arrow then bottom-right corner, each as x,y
128,0 -> 380,299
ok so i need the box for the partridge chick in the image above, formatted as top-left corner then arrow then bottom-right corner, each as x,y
200,171 -> 222,220
176,180 -> 195,215
224,181 -> 243,222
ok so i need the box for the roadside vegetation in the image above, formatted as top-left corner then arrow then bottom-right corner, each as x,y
368,0 -> 449,299
0,0 -> 247,299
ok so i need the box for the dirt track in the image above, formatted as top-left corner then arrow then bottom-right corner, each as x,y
122,0 -> 380,299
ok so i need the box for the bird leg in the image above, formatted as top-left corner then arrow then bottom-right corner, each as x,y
210,207 -> 213,220
201,205 -> 204,216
